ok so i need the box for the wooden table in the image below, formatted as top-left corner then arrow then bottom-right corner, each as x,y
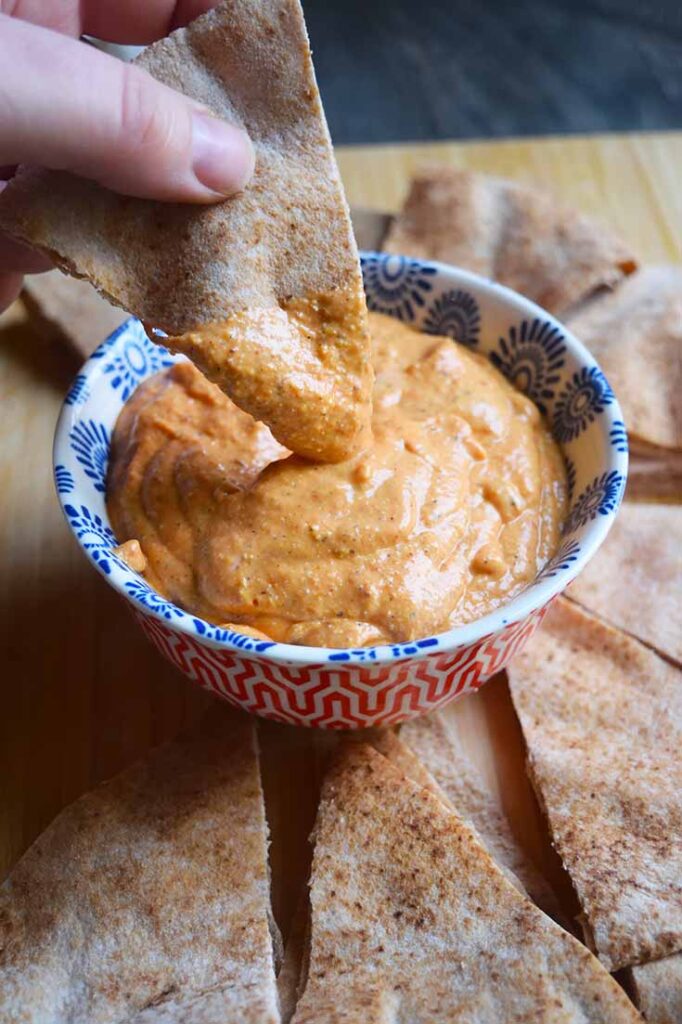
1,131 -> 680,943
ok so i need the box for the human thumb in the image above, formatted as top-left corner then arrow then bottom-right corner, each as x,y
0,14 -> 255,203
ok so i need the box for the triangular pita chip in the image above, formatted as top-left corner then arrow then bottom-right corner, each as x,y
22,270 -> 127,360
629,954 -> 682,1024
374,717 -> 560,917
0,0 -> 372,461
567,502 -> 682,665
509,597 -> 682,972
291,743 -> 640,1022
384,167 -> 636,316
566,267 -> 682,450
0,709 -> 281,1024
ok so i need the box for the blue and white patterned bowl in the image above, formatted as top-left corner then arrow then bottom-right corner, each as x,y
53,254 -> 628,729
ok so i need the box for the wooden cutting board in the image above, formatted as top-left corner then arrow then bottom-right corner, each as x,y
1,131 -> 680,948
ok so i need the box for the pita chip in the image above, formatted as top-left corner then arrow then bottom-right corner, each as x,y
0,709 -> 281,1024
567,502 -> 682,665
566,267 -> 682,450
509,598 -> 682,972
22,270 -> 128,360
384,167 -> 636,316
291,742 -> 640,1023
629,954 -> 682,1024
0,0 -> 372,461
374,717 -> 560,917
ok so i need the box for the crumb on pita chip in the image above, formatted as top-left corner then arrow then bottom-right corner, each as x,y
509,597 -> 682,972
374,718 -> 560,918
566,267 -> 682,450
291,742 -> 640,1023
0,708 -> 281,1024
629,953 -> 682,1024
22,270 -> 128,360
383,167 -> 636,317
0,0 -> 372,462
567,502 -> 682,666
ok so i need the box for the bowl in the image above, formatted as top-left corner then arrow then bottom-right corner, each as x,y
53,253 -> 628,729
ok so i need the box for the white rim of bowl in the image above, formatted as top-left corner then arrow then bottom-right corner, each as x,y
53,259 -> 628,666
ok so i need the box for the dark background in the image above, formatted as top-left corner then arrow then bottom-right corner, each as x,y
304,0 -> 682,144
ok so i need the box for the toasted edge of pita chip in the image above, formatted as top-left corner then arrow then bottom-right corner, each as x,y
509,597 -> 682,972
374,718 -> 561,918
291,742 -> 640,1023
0,708 -> 281,1024
384,167 -> 636,316
277,891 -> 311,1024
567,502 -> 682,666
628,954 -> 682,1024
566,267 -> 682,450
21,270 -> 128,360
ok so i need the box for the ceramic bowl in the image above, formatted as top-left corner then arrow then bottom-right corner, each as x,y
53,253 -> 628,729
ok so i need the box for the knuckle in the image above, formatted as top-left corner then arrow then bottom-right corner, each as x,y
118,67 -> 181,159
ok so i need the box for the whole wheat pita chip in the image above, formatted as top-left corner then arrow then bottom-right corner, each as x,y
0,709 -> 280,1024
374,717 -> 560,917
0,0 -> 372,462
509,597 -> 682,972
566,267 -> 682,450
383,167 -> 636,316
21,270 -> 128,360
567,502 -> 682,665
291,742 -> 640,1023
629,954 -> 682,1024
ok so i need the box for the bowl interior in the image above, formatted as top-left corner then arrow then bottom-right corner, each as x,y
54,253 -> 628,666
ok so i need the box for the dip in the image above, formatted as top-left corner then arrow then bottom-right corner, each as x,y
108,313 -> 567,647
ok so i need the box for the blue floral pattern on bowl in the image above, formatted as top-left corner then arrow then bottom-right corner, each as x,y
552,366 -> 614,444
54,255 -> 628,671
361,253 -> 437,320
91,318 -> 175,400
69,420 -> 110,493
489,318 -> 566,415
423,288 -> 481,347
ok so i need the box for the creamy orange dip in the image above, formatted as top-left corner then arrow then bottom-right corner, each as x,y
166,285 -> 373,464
108,313 -> 567,648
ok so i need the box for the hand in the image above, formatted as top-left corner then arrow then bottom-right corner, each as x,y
0,2 -> 255,310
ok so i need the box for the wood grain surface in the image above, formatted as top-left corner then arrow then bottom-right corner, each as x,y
1,132 -> 680,950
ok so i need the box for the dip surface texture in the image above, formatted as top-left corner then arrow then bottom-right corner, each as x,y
108,314 -> 567,648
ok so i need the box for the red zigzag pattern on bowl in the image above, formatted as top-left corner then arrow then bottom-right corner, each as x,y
134,605 -> 550,728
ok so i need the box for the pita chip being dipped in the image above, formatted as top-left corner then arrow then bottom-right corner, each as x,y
629,954 -> 682,1024
566,267 -> 682,451
373,717 -> 560,917
0,0 -> 372,462
0,709 -> 281,1024
567,502 -> 682,665
509,598 -> 682,973
384,167 -> 636,316
291,743 -> 641,1023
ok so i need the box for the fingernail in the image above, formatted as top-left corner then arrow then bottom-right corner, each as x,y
191,113 -> 254,196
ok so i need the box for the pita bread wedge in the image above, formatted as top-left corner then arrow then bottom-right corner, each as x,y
384,167 -> 636,316
566,267 -> 682,450
0,709 -> 281,1024
0,0 -> 372,462
291,742 -> 640,1023
567,502 -> 682,665
629,954 -> 682,1024
22,270 -> 128,360
374,718 -> 560,917
509,597 -> 682,972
